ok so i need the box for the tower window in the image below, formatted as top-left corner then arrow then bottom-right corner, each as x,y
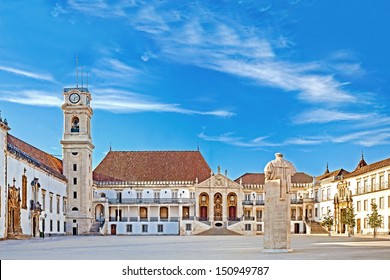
73,191 -> 77,199
71,117 -> 80,133
73,164 -> 77,171
73,178 -> 77,185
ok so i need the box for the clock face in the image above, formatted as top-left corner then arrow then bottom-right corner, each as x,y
69,93 -> 80,104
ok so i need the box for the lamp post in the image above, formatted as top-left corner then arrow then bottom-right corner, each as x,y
41,212 -> 47,238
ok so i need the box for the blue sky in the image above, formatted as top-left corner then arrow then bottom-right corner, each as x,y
1,0 -> 390,179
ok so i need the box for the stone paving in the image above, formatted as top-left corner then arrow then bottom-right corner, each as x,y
0,234 -> 390,260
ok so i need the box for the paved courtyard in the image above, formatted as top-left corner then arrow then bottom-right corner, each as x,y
1,234 -> 390,260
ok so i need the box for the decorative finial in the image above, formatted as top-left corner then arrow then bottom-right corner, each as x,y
81,65 -> 84,88
197,143 -> 199,151
217,165 -> 221,174
109,142 -> 112,152
361,150 -> 364,160
225,169 -> 227,177
0,110 -> 2,121
13,177 -> 16,186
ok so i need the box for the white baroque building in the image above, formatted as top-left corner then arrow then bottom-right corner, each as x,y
1,84 -> 390,239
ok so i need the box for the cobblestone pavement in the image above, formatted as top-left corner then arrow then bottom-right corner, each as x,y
1,234 -> 390,260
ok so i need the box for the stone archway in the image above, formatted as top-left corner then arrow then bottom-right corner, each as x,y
227,192 -> 237,220
95,204 -> 105,222
198,193 -> 209,221
214,193 -> 223,221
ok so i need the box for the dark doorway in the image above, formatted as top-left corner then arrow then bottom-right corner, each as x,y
111,224 -> 117,235
200,206 -> 208,220
294,223 -> 300,233
229,206 -> 236,220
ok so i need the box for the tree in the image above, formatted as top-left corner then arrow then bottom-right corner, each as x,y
367,202 -> 382,238
341,205 -> 356,237
321,210 -> 333,236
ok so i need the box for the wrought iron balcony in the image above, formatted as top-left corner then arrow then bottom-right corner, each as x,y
107,198 -> 195,205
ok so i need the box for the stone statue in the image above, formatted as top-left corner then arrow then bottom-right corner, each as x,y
264,153 -> 296,199
263,153 -> 296,252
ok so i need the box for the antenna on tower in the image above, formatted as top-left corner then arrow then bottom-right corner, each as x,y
86,72 -> 88,89
76,54 -> 79,88
81,65 -> 84,88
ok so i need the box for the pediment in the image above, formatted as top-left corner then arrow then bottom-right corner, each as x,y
196,173 -> 242,189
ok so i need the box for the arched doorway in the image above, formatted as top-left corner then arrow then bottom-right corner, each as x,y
95,204 -> 105,222
160,207 -> 168,220
227,193 -> 237,220
214,193 -> 223,221
140,207 -> 148,221
198,193 -> 209,221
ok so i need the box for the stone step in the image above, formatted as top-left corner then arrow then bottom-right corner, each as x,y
196,227 -> 242,236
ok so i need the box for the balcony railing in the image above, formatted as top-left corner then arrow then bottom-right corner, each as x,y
291,199 -> 303,204
109,217 -> 180,222
107,198 -> 196,205
256,200 -> 265,205
356,182 -> 390,195
242,200 -> 253,205
244,216 -> 255,221
291,216 -> 303,221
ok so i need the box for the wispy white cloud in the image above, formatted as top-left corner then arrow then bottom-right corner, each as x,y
0,65 -> 55,82
198,131 -> 279,148
0,90 -> 61,106
200,127 -> 390,148
92,58 -> 141,80
0,88 -> 234,118
294,109 -> 374,124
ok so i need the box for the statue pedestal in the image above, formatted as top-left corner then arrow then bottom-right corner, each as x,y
263,179 -> 292,253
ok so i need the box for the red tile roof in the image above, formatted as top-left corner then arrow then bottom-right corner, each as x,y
93,151 -> 211,183
346,157 -> 390,178
235,172 -> 313,185
7,134 -> 66,181
315,169 -> 349,181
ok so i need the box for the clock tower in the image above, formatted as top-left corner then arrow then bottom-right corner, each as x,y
61,87 -> 94,235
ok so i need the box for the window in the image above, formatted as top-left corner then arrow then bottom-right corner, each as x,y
379,197 -> 384,209
388,196 -> 390,208
126,224 -> 132,233
257,224 -> 263,232
357,201 -> 361,212
71,117 -> 79,132
73,192 -> 77,199
379,175 -> 384,189
371,198 -> 376,206
158,224 -> 163,233
371,178 -> 376,190
56,195 -> 60,214
327,188 -> 331,199
245,224 -> 251,231
142,225 -> 148,233
364,200 -> 368,211
42,190 -> 46,210
50,220 -> 53,232
63,198 -> 67,213
22,174 -> 27,209
185,224 -> 192,231
73,164 -> 77,171
72,207 -> 78,211
64,222 -> 66,232
57,221 -> 60,232
49,193 -> 53,213
315,208 -> 318,217
364,179 -> 368,192
364,218 -> 368,229
357,181 -> 361,194
73,178 -> 77,185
